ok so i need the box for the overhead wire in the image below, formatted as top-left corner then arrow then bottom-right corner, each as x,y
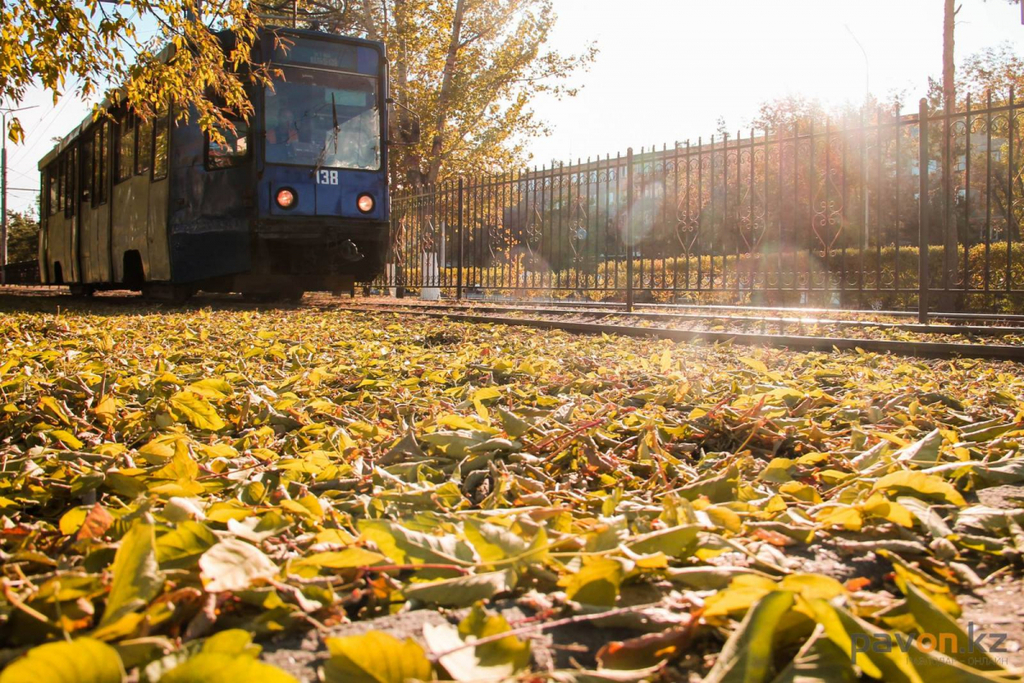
10,87 -> 84,166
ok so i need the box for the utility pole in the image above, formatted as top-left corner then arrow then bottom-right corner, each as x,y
844,24 -> 869,103
845,24 -> 871,252
1,105 -> 38,281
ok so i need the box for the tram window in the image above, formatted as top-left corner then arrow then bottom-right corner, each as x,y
48,166 -> 58,216
92,128 -> 101,204
65,146 -> 76,217
153,111 -> 169,180
81,137 -> 94,205
97,122 -> 108,203
206,120 -> 249,169
92,125 -> 104,206
117,116 -> 135,182
57,157 -> 65,213
136,117 -> 153,176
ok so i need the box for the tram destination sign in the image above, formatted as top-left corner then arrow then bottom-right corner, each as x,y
273,36 -> 370,73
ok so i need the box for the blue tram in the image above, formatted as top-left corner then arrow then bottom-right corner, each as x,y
37,28 -> 414,301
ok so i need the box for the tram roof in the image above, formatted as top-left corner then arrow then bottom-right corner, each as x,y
37,28 -> 385,172
37,42 -> 174,171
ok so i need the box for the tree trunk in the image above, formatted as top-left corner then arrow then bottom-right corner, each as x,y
390,0 -> 421,186
358,0 -> 379,40
943,0 -> 955,119
425,0 -> 467,185
392,0 -> 410,107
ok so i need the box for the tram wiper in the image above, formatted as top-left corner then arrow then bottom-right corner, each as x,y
312,93 -> 340,177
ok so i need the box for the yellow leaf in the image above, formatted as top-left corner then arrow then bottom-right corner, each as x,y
739,357 -> 768,374
873,471 -> 967,507
558,557 -> 626,607
472,386 -> 502,402
169,391 -> 226,431
703,574 -> 778,618
93,394 -> 117,424
779,481 -> 822,504
50,429 -> 84,449
39,396 -> 71,425
815,505 -> 863,531
859,494 -> 914,527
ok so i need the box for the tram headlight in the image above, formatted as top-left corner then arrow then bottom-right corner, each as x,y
357,194 -> 375,214
276,188 -> 296,209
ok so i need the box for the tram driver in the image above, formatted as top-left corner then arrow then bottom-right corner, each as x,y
267,106 -> 300,146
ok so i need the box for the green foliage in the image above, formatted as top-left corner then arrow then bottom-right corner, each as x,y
0,0 -> 268,144
4,211 -> 39,264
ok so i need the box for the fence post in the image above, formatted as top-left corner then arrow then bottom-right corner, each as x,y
918,98 -> 930,325
626,147 -> 635,312
456,177 -> 464,301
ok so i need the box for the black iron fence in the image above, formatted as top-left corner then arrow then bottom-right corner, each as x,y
0,260 -> 41,286
379,92 -> 1024,318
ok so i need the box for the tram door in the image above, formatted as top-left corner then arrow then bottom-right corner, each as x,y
76,123 -> 113,284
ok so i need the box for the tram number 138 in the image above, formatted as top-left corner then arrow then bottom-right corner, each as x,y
316,170 -> 340,185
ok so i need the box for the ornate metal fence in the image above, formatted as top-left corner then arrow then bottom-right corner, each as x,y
379,92 -> 1024,318
0,260 -> 41,286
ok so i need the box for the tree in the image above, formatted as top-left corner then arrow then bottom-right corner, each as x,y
305,0 -> 596,186
958,42 -> 1024,96
0,0 -> 269,143
4,210 -> 39,263
748,94 -> 829,131
984,0 -> 1024,24
944,0 -> 958,117
950,44 -> 1024,243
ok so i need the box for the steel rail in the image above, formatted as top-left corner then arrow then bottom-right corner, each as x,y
343,300 -> 1024,338
4,278 -> 1024,325
379,294 -> 1024,325
483,298 -> 1024,325
334,306 -> 1024,362
2,289 -> 1023,357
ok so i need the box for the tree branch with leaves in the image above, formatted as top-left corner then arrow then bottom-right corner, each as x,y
0,0 -> 270,143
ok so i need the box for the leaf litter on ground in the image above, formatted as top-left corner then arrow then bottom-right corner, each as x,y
0,299 -> 1023,681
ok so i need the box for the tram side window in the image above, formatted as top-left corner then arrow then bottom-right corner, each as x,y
93,124 -> 108,206
117,116 -> 135,183
81,138 -> 94,205
65,146 -> 77,217
48,166 -> 58,216
153,111 -> 169,180
57,157 -> 65,213
136,117 -> 153,176
206,120 -> 249,169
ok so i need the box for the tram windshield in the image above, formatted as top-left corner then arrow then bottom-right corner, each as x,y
264,66 -> 380,171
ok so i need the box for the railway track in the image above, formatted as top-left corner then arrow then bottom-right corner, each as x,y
335,301 -> 1024,361
345,299 -> 1024,337
3,288 -> 1024,361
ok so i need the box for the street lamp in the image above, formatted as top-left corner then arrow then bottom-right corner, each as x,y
844,24 -> 870,105
844,25 -> 871,252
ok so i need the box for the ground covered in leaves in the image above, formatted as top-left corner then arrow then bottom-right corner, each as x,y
2,294 -> 1024,682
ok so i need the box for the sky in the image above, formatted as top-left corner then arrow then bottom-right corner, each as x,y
3,0 -> 1024,213
525,0 -> 1024,165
